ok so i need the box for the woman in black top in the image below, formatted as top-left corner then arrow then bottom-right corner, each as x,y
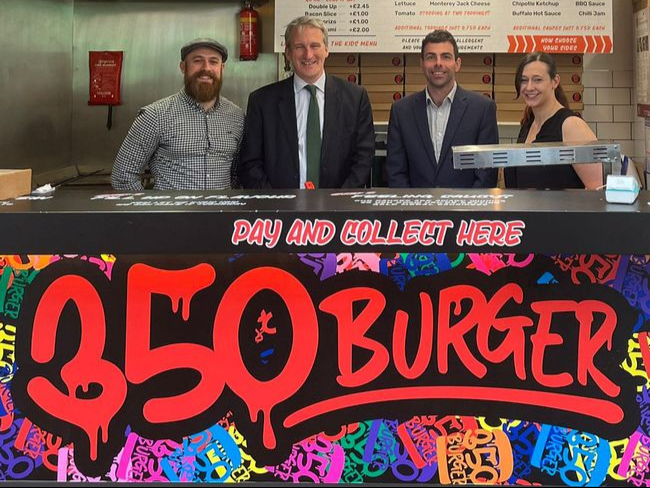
504,52 -> 603,190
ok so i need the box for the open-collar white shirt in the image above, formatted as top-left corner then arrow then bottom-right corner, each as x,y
425,81 -> 457,163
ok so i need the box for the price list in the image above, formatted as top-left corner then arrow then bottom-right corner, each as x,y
274,0 -> 613,53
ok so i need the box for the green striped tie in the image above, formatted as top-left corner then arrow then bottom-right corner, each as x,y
305,84 -> 321,188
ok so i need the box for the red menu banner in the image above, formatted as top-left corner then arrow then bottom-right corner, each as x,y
275,0 -> 613,54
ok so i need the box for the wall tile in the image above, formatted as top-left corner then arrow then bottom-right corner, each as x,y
582,105 -> 613,122
596,88 -> 631,105
583,70 -> 612,88
618,140 -> 636,157
582,87 -> 596,105
613,70 -> 634,88
635,120 -> 646,141
498,123 -> 521,139
614,105 -> 635,122
596,122 -> 632,140
635,140 -> 646,163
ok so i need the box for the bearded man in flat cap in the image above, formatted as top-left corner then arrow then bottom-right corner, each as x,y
112,38 -> 244,190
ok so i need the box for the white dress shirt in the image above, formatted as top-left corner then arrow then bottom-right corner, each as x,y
425,82 -> 457,163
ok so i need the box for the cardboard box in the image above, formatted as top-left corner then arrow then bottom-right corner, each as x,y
405,85 -> 424,96
368,90 -> 404,103
468,90 -> 494,100
327,53 -> 359,67
372,110 -> 391,122
497,103 -> 584,121
455,83 -> 494,93
497,101 -> 527,111
366,84 -> 406,92
326,67 -> 360,84
494,91 -> 520,103
493,76 -> 513,86
326,66 -> 359,75
494,66 -> 583,86
497,110 -> 523,123
457,72 -> 493,84
371,103 -> 395,123
495,53 -> 583,67
404,70 -> 492,85
566,90 -> 585,103
328,72 -> 360,84
405,64 -> 492,74
405,53 -> 493,66
457,64 -> 497,73
459,53 -> 494,66
496,101 -> 584,111
0,169 -> 31,200
404,85 -> 492,99
560,71 -> 583,85
372,103 -> 394,111
494,66 -> 517,75
404,84 -> 491,96
361,72 -> 404,85
361,53 -> 404,67
494,88 -> 583,103
359,66 -> 404,74
404,72 -> 421,85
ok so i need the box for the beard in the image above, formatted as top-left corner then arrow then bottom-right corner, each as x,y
184,70 -> 222,103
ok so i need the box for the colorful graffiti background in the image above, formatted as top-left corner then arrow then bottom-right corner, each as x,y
0,252 -> 648,485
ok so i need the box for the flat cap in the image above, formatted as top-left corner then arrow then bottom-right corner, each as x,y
180,38 -> 228,62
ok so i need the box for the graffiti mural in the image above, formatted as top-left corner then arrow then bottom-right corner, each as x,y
0,252 -> 648,485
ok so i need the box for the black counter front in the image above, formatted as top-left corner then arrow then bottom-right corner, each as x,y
0,188 -> 648,486
1,188 -> 649,254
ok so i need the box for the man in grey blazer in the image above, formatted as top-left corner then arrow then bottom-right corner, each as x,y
386,30 -> 498,188
239,16 -> 375,189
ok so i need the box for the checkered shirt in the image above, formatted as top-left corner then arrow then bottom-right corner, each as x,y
111,89 -> 244,190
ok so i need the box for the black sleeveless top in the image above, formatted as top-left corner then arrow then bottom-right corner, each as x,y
504,107 -> 584,189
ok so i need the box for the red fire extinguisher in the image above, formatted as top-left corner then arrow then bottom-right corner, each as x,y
239,1 -> 258,61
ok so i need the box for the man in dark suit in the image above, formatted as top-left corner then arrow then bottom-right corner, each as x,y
386,30 -> 498,188
239,16 -> 375,189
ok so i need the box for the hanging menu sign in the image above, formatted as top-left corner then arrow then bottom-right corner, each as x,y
275,0 -> 613,54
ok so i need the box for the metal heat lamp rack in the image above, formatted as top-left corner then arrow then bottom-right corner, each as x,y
452,141 -> 621,171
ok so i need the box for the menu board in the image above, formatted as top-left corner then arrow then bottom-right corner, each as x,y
275,0 -> 613,54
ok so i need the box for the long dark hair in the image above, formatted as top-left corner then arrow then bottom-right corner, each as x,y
514,51 -> 569,127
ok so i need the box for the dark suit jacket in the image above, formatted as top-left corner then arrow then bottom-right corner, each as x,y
386,86 -> 499,188
239,75 -> 375,189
